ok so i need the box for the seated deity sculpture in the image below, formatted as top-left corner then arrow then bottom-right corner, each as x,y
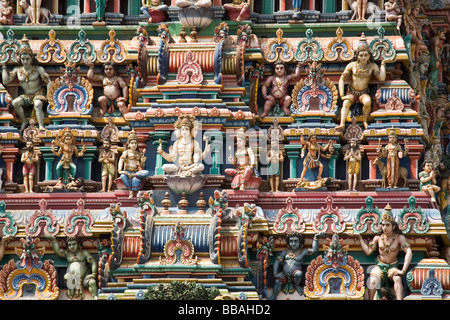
117,129 -> 149,198
225,127 -> 261,191
140,0 -> 168,23
157,114 -> 210,177
0,0 -> 13,25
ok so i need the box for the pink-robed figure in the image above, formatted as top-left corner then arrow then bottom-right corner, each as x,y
223,0 -> 250,22
225,128 -> 261,191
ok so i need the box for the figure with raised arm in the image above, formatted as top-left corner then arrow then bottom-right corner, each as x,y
260,61 -> 302,118
354,205 -> 412,300
336,38 -> 387,131
298,135 -> 332,184
1,43 -> 50,131
269,232 -> 323,299
87,61 -> 128,117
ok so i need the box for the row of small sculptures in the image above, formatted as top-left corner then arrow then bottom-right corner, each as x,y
0,206 -> 416,300
15,117 -> 441,207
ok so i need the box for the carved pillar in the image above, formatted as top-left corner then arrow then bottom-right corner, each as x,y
279,0 -> 286,11
40,147 -> 56,181
113,0 -> 120,12
149,131 -> 171,175
309,0 -> 314,9
82,146 -> 97,180
1,148 -> 18,183
408,151 -> 420,180
84,0 -> 90,12
205,130 -> 224,175
285,145 -> 302,179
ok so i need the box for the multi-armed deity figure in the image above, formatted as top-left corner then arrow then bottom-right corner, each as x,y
98,139 -> 116,192
419,160 -> 441,203
1,42 -> 51,131
377,130 -> 409,189
87,62 -> 128,117
269,232 -> 322,299
343,138 -> 362,192
21,139 -> 39,193
157,114 -> 210,177
355,205 -> 412,300
298,135 -> 332,184
336,37 -> 387,131
51,128 -> 86,187
48,235 -> 98,299
117,129 -> 149,198
225,127 -> 260,191
260,61 -> 302,118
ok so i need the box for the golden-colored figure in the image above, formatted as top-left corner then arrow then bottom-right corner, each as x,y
87,62 -> 128,117
377,131 -> 408,188
343,138 -> 361,191
98,139 -> 116,192
21,139 -> 39,193
337,41 -> 387,131
354,206 -> 412,300
117,130 -> 149,198
299,135 -> 332,184
419,160 -> 440,203
51,128 -> 86,185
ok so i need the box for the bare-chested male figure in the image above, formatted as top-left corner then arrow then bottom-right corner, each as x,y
260,62 -> 302,119
87,62 -> 128,117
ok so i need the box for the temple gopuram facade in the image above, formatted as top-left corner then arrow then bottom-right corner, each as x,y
0,0 -> 449,301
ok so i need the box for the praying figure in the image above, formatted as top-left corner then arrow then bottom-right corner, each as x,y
21,139 -> 39,193
343,138 -> 361,191
98,139 -> 116,192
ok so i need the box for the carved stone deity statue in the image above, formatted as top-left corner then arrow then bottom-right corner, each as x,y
298,135 -> 332,184
0,0 -> 13,25
158,114 -> 210,177
269,232 -> 322,299
354,206 -> 412,300
117,129 -> 149,198
140,0 -> 168,24
260,61 -> 302,118
98,139 -> 116,192
47,235 -> 98,299
337,37 -> 387,131
87,61 -> 128,117
21,139 -> 39,193
419,160 -> 440,203
1,43 -> 51,131
343,138 -> 361,191
377,131 -> 409,188
51,128 -> 86,186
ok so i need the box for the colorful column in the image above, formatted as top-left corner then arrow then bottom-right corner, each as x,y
84,0 -> 91,12
82,146 -> 97,180
285,144 -> 302,179
40,146 -> 56,181
205,130 -> 224,175
149,131 -> 171,175
1,147 -> 18,183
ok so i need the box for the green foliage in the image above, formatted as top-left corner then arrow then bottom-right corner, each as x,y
144,281 -> 220,300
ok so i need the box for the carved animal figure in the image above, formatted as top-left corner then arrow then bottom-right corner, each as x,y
20,0 -> 52,25
345,0 -> 381,21
373,156 -> 408,188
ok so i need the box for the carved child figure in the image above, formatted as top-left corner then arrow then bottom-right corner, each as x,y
0,0 -> 13,25
260,62 -> 302,118
21,139 -> 39,193
384,0 -> 402,31
419,160 -> 440,203
87,62 -> 128,117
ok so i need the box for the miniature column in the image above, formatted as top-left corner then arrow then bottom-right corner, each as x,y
82,146 -> 97,180
1,147 -> 18,183
328,145 -> 340,179
205,130 -> 224,175
40,146 -> 56,181
285,144 -> 302,178
149,131 -> 171,175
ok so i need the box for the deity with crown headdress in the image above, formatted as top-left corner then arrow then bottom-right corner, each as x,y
336,34 -> 387,131
354,204 -> 412,300
117,129 -> 149,198
157,114 -> 210,177
51,127 -> 86,186
1,37 -> 50,131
